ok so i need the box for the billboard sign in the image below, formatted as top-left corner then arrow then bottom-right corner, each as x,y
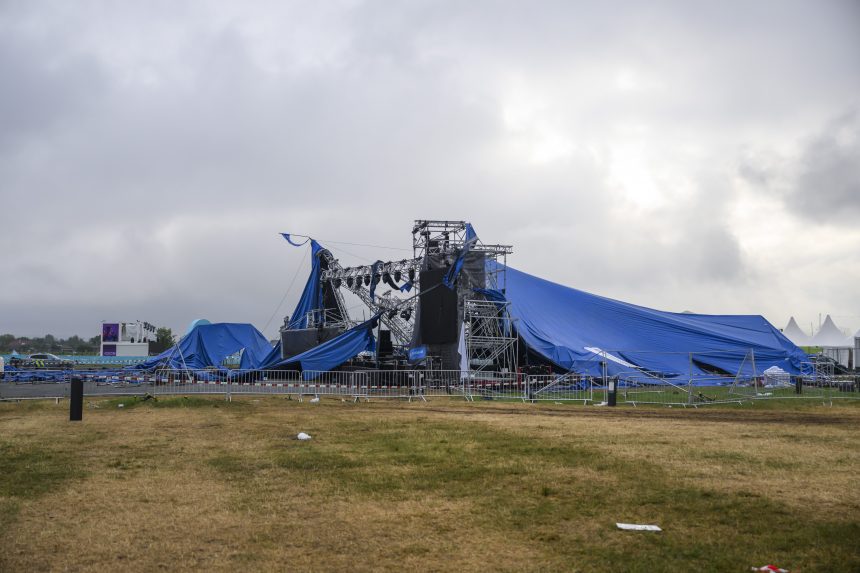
102,323 -> 119,342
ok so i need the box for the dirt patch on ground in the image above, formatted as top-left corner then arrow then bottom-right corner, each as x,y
415,403 -> 860,426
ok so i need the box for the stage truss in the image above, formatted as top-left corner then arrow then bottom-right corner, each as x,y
307,220 -> 515,372
464,299 -> 518,375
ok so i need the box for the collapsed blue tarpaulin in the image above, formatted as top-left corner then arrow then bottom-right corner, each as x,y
131,323 -> 273,370
254,339 -> 283,369
280,233 -> 310,247
444,223 -> 478,288
285,238 -> 326,329
489,262 -> 807,382
1,366 -> 70,382
258,316 -> 379,379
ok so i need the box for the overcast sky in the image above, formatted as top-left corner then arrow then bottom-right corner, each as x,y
1,0 -> 858,340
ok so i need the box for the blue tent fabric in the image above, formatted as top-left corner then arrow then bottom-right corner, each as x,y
132,323 -> 274,370
280,233 -> 310,247
489,262 -> 806,381
444,223 -> 478,288
258,316 -> 379,379
287,239 -> 325,329
254,339 -> 284,369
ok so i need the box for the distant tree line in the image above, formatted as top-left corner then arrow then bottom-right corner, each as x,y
0,327 -> 176,356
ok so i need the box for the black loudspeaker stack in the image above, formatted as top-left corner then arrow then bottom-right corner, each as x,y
419,267 -> 459,344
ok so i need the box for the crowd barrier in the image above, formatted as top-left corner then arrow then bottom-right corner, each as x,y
1,367 -> 858,405
0,355 -> 242,367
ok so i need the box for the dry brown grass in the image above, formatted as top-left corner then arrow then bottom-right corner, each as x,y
1,397 -> 858,572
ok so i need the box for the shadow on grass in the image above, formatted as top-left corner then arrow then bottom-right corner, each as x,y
97,395 -> 248,410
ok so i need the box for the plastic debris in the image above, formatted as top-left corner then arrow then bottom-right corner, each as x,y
616,523 -> 661,531
750,566 -> 790,573
309,396 -> 320,403
297,432 -> 312,440
117,403 -> 125,408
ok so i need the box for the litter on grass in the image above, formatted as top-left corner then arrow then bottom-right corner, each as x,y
297,432 -> 312,441
750,566 -> 790,573
616,523 -> 661,531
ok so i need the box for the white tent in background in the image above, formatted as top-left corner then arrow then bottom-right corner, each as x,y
811,315 -> 851,347
782,317 -> 809,346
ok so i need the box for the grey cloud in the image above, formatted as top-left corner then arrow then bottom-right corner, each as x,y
0,29 -> 106,149
0,1 -> 857,337
788,110 -> 860,222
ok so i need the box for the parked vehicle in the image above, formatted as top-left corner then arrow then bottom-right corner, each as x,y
8,353 -> 75,369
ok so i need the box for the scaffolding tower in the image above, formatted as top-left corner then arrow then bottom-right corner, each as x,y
464,299 -> 518,375
412,220 -> 515,373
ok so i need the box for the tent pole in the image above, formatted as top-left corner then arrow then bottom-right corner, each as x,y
688,352 -> 693,405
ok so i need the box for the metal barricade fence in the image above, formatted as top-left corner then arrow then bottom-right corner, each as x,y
418,370 -> 528,401
526,373 -> 593,403
2,363 -> 857,405
145,368 -> 428,401
465,371 -> 525,401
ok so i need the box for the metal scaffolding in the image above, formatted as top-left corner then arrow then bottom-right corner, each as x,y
464,299 -> 518,374
318,251 -> 417,346
290,220 -> 515,367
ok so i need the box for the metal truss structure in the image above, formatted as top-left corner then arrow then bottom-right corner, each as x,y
317,250 -> 418,345
411,220 -> 513,257
411,220 -> 512,293
298,220 -> 515,369
464,299 -> 518,374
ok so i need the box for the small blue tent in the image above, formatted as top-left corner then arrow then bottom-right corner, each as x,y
132,323 -> 274,370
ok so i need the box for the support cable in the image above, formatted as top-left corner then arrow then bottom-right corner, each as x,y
261,244 -> 311,336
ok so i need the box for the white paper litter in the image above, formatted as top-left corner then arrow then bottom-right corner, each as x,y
297,432 -> 312,440
309,396 -> 320,403
616,523 -> 661,531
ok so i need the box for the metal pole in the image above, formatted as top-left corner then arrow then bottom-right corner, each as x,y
602,361 -> 615,406
375,321 -> 382,369
688,352 -> 694,405
750,348 -> 757,393
70,375 -> 83,421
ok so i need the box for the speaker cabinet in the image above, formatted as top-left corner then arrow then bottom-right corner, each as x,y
419,267 -> 459,344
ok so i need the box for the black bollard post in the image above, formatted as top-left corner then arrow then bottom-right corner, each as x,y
795,376 -> 802,395
607,377 -> 617,407
70,375 -> 83,421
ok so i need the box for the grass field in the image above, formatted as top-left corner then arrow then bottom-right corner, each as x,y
1,397 -> 858,572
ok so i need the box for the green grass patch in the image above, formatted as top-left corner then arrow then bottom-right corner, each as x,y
202,412 -> 860,571
0,441 -> 86,535
0,442 -> 84,499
